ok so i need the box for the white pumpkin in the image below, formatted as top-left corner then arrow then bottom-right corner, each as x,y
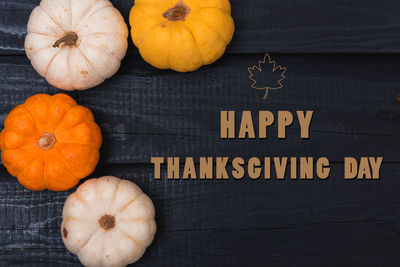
61,176 -> 156,267
25,0 -> 128,91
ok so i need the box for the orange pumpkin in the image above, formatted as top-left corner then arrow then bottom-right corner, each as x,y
0,94 -> 102,191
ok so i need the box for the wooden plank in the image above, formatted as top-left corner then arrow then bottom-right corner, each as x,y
0,54 -> 399,164
2,0 -> 400,55
0,162 -> 399,265
2,163 -> 400,232
1,223 -> 399,266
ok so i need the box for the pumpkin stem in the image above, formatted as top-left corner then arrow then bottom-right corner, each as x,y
99,215 -> 115,231
38,133 -> 56,151
163,0 -> 191,21
53,32 -> 78,48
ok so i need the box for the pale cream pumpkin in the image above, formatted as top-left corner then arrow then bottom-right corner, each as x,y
61,176 -> 156,267
25,0 -> 129,91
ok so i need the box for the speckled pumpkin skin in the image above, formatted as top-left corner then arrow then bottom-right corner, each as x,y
61,176 -> 157,267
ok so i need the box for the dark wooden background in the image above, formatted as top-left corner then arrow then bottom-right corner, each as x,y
1,0 -> 400,266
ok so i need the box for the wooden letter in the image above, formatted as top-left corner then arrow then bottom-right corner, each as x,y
357,157 -> 371,179
278,111 -> 293,139
344,157 -> 357,180
221,111 -> 235,138
274,157 -> 288,179
369,157 -> 383,180
300,157 -> 313,180
297,111 -> 313,139
259,111 -> 274,139
200,157 -> 213,179
264,157 -> 271,179
239,111 -> 256,139
216,157 -> 229,179
248,157 -> 261,179
316,157 -> 330,180
167,157 -> 180,179
183,157 -> 197,179
232,157 -> 245,180
151,157 -> 164,180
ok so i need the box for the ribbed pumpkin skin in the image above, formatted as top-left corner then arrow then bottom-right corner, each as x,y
25,0 -> 129,91
0,94 -> 102,191
61,176 -> 157,267
129,0 -> 235,72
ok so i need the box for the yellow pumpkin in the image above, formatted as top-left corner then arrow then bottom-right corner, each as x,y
129,0 -> 235,72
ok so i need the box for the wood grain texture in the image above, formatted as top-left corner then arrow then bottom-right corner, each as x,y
1,0 -> 400,266
1,162 -> 400,266
2,0 -> 400,55
0,55 -> 399,164
1,54 -> 399,266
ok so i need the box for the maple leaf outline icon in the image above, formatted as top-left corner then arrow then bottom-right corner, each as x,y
248,53 -> 287,99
